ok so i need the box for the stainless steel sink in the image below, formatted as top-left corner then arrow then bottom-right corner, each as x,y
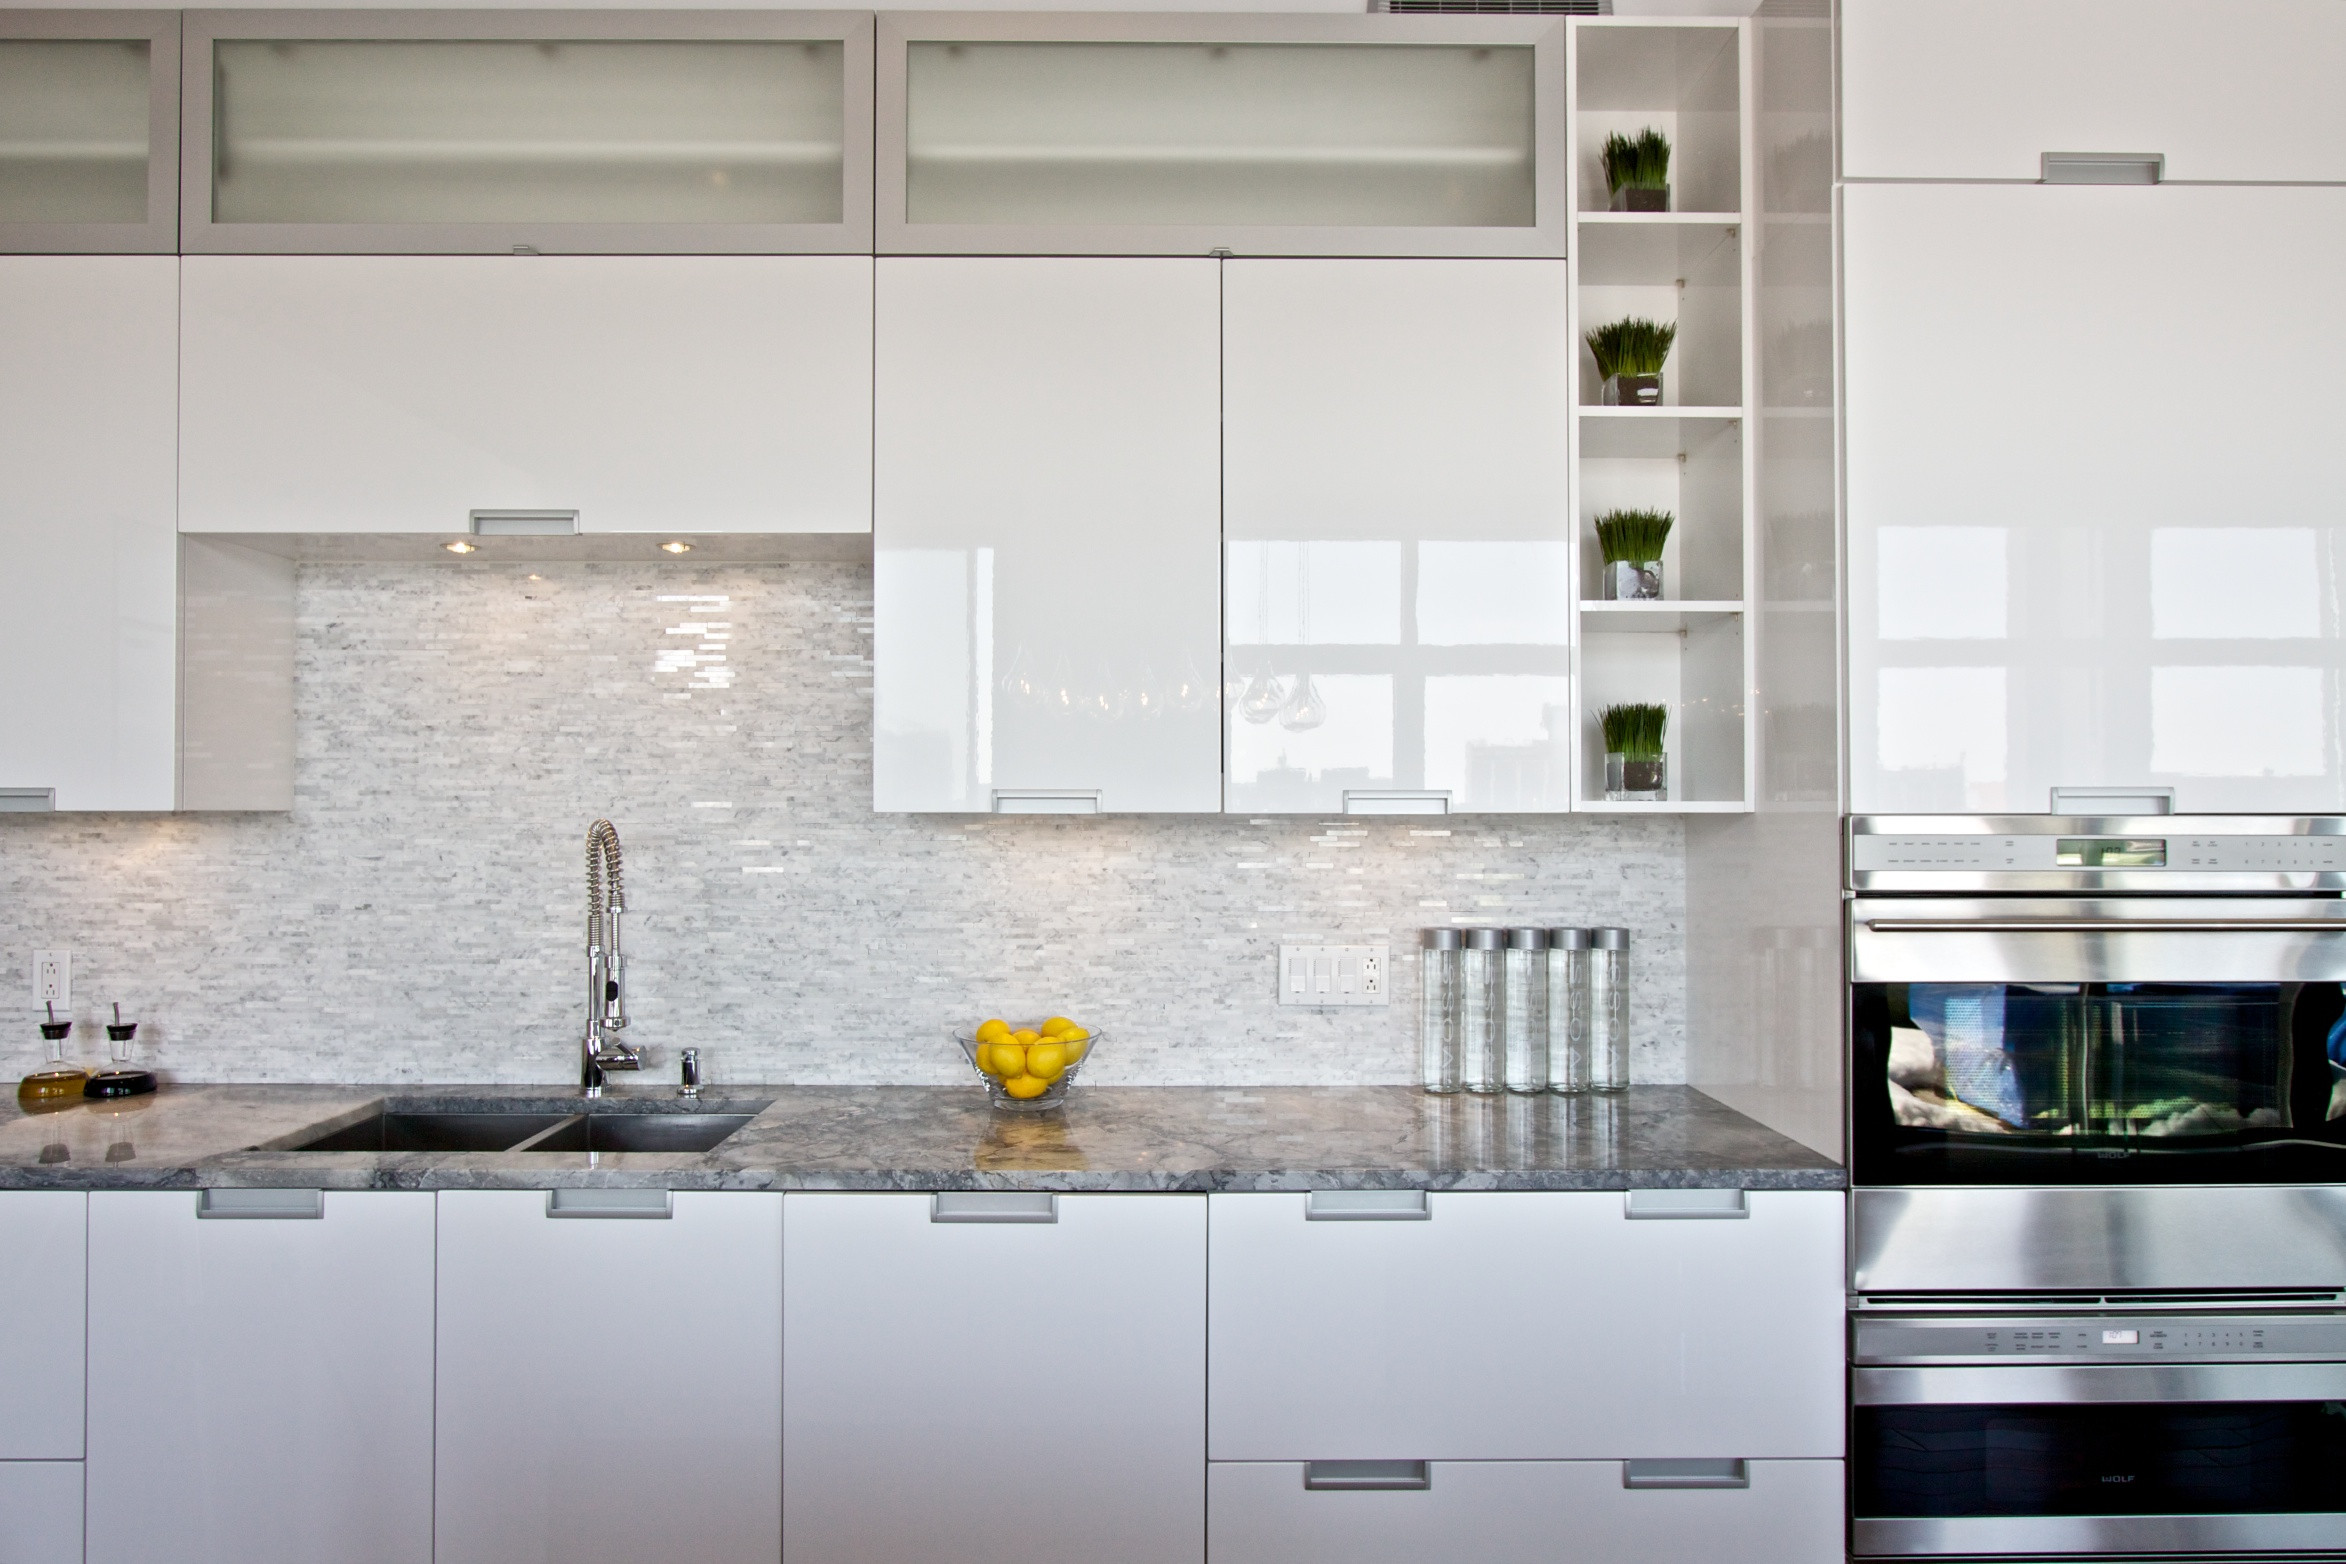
291,1111 -> 574,1152
513,1113 -> 757,1154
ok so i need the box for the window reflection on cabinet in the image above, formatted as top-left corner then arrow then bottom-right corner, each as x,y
880,14 -> 1566,258
1223,260 -> 1572,815
182,11 -> 874,254
0,11 -> 178,253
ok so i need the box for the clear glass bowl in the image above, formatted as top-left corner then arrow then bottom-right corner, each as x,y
951,1022 -> 1104,1112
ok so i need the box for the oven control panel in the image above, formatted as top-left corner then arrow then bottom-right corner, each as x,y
1855,1314 -> 2346,1364
1850,817 -> 2346,889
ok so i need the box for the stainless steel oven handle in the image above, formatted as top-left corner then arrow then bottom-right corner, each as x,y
1855,1361 -> 2346,1406
1861,919 -> 2346,933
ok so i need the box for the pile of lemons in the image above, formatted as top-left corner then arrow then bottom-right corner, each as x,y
973,1016 -> 1092,1101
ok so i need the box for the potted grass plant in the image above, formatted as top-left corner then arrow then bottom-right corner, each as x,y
1595,508 -> 1673,600
1603,128 -> 1672,213
1586,317 -> 1676,407
1600,702 -> 1668,802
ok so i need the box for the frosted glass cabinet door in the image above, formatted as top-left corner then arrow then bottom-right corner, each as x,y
0,10 -> 178,253
1845,184 -> 2346,814
182,11 -> 873,254
874,257 -> 1222,813
0,255 -> 179,812
1222,259 -> 1573,814
1843,0 -> 2346,182
880,13 -> 1566,258
179,254 -> 873,536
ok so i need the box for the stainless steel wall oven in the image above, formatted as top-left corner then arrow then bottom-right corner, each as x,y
1847,816 -> 2346,1561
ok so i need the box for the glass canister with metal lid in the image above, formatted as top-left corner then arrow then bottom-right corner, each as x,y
1418,927 -> 1462,1095
1545,927 -> 1594,1094
1590,926 -> 1633,1092
1502,926 -> 1549,1094
1459,927 -> 1505,1095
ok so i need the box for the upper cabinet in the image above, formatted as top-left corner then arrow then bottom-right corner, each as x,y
1222,259 -> 1572,816
877,13 -> 1566,258
181,9 -> 874,254
0,10 -> 179,253
873,257 -> 1222,814
1842,0 -> 2346,183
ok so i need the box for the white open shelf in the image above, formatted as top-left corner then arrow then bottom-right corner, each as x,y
1566,16 -> 1756,813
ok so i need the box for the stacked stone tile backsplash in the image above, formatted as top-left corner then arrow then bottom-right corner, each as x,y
0,563 -> 1685,1087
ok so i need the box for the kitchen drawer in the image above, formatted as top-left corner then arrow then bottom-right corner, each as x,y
1207,1190 -> 1843,1461
0,1461 -> 83,1564
0,1193 -> 85,1459
1843,0 -> 2346,183
1208,1458 -> 1844,1564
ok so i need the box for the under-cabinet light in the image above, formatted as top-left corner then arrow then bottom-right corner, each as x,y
442,540 -> 478,555
660,541 -> 693,554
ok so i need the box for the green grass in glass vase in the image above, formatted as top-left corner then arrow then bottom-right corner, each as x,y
1603,128 -> 1672,212
1595,508 -> 1673,600
1586,317 -> 1676,407
1600,702 -> 1669,801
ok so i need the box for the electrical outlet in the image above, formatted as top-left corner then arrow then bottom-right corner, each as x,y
1277,944 -> 1391,1009
32,950 -> 69,1008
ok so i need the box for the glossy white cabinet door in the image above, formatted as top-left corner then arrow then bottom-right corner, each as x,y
85,1191 -> 435,1564
0,1462 -> 83,1564
0,256 -> 178,811
873,257 -> 1223,813
0,1193 -> 84,1460
1222,259 -> 1573,814
435,1191 -> 782,1564
1208,1459 -> 1843,1564
783,1192 -> 1206,1564
1843,0 -> 2346,182
1846,184 -> 2346,814
1208,1191 -> 1843,1461
179,255 -> 873,534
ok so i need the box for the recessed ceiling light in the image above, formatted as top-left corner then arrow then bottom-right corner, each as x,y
442,540 -> 478,554
660,540 -> 693,554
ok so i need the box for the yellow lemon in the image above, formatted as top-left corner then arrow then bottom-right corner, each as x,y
973,1042 -> 994,1075
975,1018 -> 1011,1043
1041,1016 -> 1077,1037
989,1042 -> 1026,1078
1061,1036 -> 1088,1063
1027,1042 -> 1067,1083
1002,1073 -> 1050,1100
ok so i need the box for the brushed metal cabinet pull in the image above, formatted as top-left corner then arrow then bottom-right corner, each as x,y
932,1191 -> 1058,1224
1624,1458 -> 1749,1489
1305,1460 -> 1432,1491
1625,1188 -> 1748,1220
2040,152 -> 2164,185
546,1188 -> 672,1219
1306,1190 -> 1430,1221
0,788 -> 56,812
199,1188 -> 323,1220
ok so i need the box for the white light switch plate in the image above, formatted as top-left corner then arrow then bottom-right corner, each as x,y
1278,944 -> 1389,1008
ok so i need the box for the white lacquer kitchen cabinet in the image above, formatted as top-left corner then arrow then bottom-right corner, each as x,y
0,1191 -> 84,1462
0,1461 -> 82,1564
872,257 -> 1223,813
783,1192 -> 1206,1564
1221,259 -> 1573,814
1208,1190 -> 1843,1462
1209,1456 -> 1845,1564
1842,0 -> 2346,183
434,1189 -> 783,1564
178,255 -> 874,536
1844,184 -> 2346,814
84,1190 -> 436,1564
0,256 -> 179,812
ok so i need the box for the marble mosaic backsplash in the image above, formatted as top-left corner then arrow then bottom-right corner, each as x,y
0,563 -> 1685,1088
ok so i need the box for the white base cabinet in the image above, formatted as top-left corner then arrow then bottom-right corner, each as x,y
1209,1190 -> 1843,1461
0,1462 -> 83,1564
434,1190 -> 783,1564
783,1192 -> 1206,1564
1209,1457 -> 1844,1564
0,1192 -> 84,1461
84,1190 -> 436,1564
179,255 -> 874,536
0,257 -> 180,811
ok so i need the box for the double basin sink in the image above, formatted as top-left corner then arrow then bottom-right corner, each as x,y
292,1106 -> 761,1155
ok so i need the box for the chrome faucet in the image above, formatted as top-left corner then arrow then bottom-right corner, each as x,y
581,818 -> 638,1096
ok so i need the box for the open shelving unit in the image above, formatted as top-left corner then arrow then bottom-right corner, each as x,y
1566,17 -> 1757,813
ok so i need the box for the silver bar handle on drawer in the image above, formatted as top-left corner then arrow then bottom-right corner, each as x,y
199,1187 -> 323,1219
546,1188 -> 672,1219
1625,1188 -> 1747,1220
1624,1458 -> 1749,1490
0,787 -> 56,812
932,1191 -> 1057,1224
1864,919 -> 2346,934
1304,1460 -> 1432,1491
1306,1190 -> 1430,1222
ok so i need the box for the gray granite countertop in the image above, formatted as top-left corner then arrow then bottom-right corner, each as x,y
0,1083 -> 1844,1192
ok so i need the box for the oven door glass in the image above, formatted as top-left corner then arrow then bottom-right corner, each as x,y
1852,981 -> 2346,1185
